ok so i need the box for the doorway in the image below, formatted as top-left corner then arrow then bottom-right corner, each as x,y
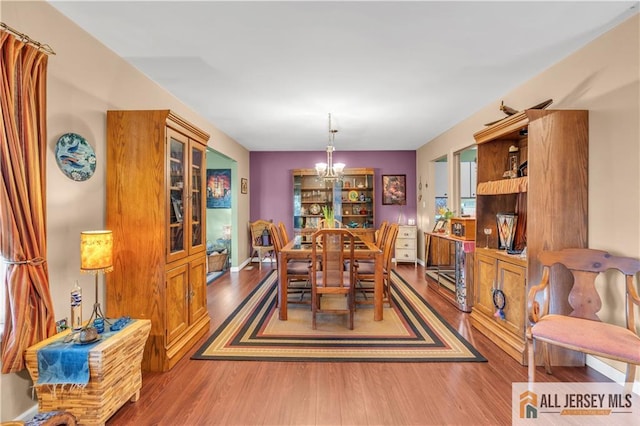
206,148 -> 237,274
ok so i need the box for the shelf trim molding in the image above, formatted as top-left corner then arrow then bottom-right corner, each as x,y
477,177 -> 528,195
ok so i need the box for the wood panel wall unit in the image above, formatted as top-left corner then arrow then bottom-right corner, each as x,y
470,109 -> 588,365
106,110 -> 211,372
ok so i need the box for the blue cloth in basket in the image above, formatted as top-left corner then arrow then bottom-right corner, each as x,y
37,319 -> 133,386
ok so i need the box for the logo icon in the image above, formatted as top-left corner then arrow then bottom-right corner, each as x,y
520,391 -> 538,419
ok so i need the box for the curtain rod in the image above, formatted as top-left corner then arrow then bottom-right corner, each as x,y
1,22 -> 56,55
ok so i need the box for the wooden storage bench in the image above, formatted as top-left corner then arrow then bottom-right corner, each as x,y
24,319 -> 151,425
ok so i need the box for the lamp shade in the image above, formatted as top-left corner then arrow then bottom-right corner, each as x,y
80,230 -> 114,272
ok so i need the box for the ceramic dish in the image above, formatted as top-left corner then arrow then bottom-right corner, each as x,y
309,204 -> 321,215
348,190 -> 359,202
74,336 -> 102,345
55,133 -> 97,181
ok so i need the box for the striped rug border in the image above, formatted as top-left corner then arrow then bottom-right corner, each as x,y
192,270 -> 486,362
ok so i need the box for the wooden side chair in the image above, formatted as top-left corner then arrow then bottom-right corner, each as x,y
355,223 -> 399,307
271,223 -> 311,305
374,221 -> 389,249
527,248 -> 640,385
310,229 -> 358,330
278,221 -> 290,244
249,219 -> 275,269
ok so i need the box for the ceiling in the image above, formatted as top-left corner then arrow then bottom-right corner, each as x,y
48,1 -> 638,151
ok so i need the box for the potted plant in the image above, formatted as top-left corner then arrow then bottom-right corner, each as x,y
322,206 -> 334,228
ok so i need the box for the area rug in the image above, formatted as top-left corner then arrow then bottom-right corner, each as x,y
192,270 -> 486,362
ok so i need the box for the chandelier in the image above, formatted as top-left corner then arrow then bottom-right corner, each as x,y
315,113 -> 345,182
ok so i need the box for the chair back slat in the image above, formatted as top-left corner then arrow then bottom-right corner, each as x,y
375,221 -> 389,249
312,229 -> 355,289
538,248 -> 640,323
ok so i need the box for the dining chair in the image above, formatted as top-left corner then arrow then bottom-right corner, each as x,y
271,223 -> 311,305
278,221 -> 290,244
249,219 -> 275,269
310,229 -> 358,330
356,221 -> 389,267
527,248 -> 640,386
355,223 -> 399,308
374,221 -> 389,249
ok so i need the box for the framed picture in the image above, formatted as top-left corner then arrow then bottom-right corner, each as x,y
206,169 -> 232,209
241,178 -> 248,194
433,218 -> 446,232
382,174 -> 406,205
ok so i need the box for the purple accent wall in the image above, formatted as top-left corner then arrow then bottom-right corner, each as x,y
250,151 -> 416,233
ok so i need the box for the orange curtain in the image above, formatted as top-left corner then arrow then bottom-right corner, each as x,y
0,31 -> 56,373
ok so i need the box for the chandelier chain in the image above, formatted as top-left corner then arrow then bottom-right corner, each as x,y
316,113 -> 345,182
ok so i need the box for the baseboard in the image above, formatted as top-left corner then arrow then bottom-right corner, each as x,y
17,404 -> 38,422
586,355 -> 640,394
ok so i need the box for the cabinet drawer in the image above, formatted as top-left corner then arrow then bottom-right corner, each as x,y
398,226 -> 417,238
395,238 -> 416,250
395,248 -> 416,261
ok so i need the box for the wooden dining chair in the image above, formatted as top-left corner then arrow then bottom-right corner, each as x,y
310,229 -> 358,330
270,224 -> 311,306
375,221 -> 389,249
278,221 -> 290,244
355,223 -> 399,307
527,248 -> 640,386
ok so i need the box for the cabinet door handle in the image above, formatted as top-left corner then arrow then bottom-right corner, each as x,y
186,289 -> 196,301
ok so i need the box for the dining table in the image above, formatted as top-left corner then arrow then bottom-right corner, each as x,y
278,232 -> 385,321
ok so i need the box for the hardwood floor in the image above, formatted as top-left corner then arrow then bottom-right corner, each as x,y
108,263 -> 610,425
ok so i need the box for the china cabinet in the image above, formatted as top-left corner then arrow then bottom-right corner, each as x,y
106,110 -> 210,372
293,168 -> 375,240
470,109 -> 588,365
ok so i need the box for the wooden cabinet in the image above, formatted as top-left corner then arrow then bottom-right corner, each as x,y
470,109 -> 588,365
395,225 -> 417,266
106,110 -> 211,372
293,168 -> 375,234
472,250 -> 527,363
460,161 -> 477,198
435,161 -> 448,198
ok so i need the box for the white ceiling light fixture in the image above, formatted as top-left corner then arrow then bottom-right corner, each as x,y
315,113 -> 345,182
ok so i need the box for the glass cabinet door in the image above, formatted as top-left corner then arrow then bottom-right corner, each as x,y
168,130 -> 187,262
189,142 -> 206,252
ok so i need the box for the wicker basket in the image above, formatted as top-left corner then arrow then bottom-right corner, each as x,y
24,319 -> 151,425
208,253 -> 228,272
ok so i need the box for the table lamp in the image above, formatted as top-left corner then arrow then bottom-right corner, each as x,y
81,230 -> 113,325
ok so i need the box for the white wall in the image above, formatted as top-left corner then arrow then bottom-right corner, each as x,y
1,0 -> 250,421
